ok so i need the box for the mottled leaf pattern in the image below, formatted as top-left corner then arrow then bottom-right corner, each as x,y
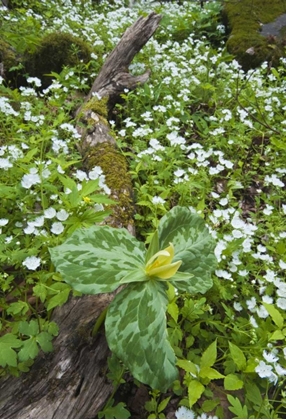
49,226 -> 145,294
158,206 -> 217,294
105,281 -> 178,392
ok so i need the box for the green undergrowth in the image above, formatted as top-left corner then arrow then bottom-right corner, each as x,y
0,0 -> 286,419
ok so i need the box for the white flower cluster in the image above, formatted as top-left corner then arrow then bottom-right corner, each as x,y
175,407 -> 218,419
255,347 -> 286,385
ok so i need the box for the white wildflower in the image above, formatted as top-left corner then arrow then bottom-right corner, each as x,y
51,222 -> 64,235
23,256 -> 41,270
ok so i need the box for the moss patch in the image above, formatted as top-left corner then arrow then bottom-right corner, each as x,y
223,0 -> 286,70
80,97 -> 108,120
84,142 -> 134,230
24,32 -> 91,88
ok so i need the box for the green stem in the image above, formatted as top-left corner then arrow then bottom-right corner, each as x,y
91,307 -> 108,337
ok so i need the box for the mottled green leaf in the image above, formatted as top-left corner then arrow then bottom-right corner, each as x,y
105,281 -> 178,392
49,226 -> 145,294
158,206 -> 216,294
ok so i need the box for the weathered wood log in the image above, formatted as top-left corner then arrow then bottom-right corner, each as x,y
0,12 -> 161,419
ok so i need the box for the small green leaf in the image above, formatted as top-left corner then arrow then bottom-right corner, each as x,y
167,301 -> 179,323
0,334 -> 23,367
228,342 -> 246,371
199,366 -> 224,380
269,330 -> 285,341
177,359 -> 198,376
46,286 -> 71,311
200,340 -> 217,369
227,395 -> 248,418
6,301 -> 29,315
263,303 -> 284,329
19,320 -> 39,336
36,332 -> 53,352
18,338 -> 39,361
106,281 -> 178,392
33,283 -> 47,303
188,379 -> 205,407
80,179 -> 100,197
158,396 -> 171,413
224,374 -> 244,390
99,402 -> 130,419
50,226 -> 145,294
47,322 -> 59,336
245,382 -> 263,406
202,400 -> 220,412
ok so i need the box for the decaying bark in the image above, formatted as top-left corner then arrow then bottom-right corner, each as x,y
0,12 -> 161,419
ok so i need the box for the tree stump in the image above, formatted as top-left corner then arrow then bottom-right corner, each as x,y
0,12 -> 161,419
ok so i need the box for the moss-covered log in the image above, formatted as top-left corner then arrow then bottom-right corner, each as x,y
223,0 -> 286,70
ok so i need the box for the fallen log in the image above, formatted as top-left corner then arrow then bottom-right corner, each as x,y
0,12 -> 161,419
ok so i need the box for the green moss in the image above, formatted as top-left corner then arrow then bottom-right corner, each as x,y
223,0 -> 286,70
24,32 -> 91,88
81,97 -> 108,120
84,142 -> 134,230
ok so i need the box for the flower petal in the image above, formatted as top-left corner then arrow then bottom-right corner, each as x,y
148,260 -> 182,279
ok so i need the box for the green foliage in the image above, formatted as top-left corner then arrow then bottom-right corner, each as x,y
50,206 -> 216,391
1,0 -> 286,417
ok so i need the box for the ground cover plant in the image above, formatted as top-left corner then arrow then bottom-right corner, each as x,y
0,0 -> 286,418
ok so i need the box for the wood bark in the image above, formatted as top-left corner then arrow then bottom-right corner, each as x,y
0,12 -> 161,419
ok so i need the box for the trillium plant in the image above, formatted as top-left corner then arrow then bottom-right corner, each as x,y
50,206 -> 217,391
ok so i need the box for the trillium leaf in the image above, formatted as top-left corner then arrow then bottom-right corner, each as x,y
105,281 -> 178,392
49,226 -> 145,294
158,206 -> 217,294
119,269 -> 148,284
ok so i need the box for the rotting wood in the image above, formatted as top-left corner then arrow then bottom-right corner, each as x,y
0,12 -> 161,419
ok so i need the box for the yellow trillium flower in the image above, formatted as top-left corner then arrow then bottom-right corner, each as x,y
145,243 -> 182,280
